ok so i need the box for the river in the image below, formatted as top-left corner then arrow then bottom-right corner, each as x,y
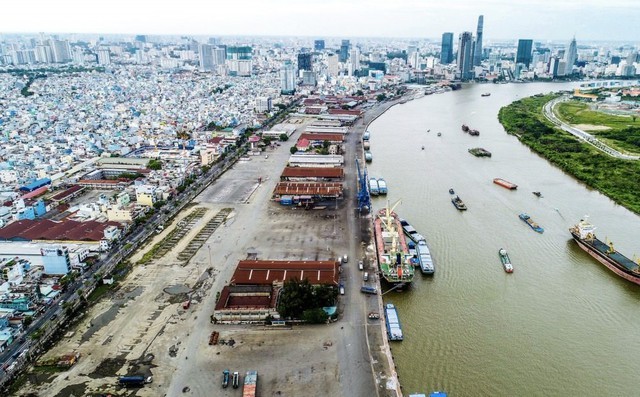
367,82 -> 640,396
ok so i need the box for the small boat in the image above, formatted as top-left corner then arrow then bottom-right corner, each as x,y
369,178 -> 379,196
468,147 -> 492,157
368,312 -> 380,319
416,240 -> 435,275
437,132 -> 442,137
427,129 -> 431,132
377,178 -> 388,195
365,151 -> 373,162
519,213 -> 544,233
385,303 -> 404,341
498,248 -> 513,273
493,178 -> 518,190
468,129 -> 480,136
461,124 -> 469,132
481,93 -> 491,97
400,218 -> 426,243
533,191 -> 542,197
448,188 -> 455,195
421,146 -> 425,150
451,195 -> 467,211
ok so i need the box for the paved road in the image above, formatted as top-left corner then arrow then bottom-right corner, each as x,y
543,96 -> 639,160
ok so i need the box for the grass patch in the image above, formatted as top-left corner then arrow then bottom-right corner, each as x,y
499,94 -> 640,215
87,282 -> 117,303
556,101 -> 640,129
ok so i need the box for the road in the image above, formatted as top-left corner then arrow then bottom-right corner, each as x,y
543,95 -> 639,160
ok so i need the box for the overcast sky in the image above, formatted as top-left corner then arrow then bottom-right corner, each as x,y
3,0 -> 639,42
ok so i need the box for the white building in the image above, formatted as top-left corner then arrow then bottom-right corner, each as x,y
256,96 -> 272,113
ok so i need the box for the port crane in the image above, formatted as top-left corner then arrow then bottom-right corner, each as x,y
355,158 -> 371,213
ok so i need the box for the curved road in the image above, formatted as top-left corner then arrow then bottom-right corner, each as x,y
543,95 -> 639,160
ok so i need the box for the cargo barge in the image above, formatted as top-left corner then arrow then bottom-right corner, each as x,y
493,178 -> 518,190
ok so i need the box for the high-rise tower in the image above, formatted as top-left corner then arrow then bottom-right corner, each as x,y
473,15 -> 484,66
564,37 -> 577,75
516,39 -> 533,68
339,40 -> 350,63
457,32 -> 474,80
441,32 -> 454,64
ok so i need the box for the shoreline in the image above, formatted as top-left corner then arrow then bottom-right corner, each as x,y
358,93 -> 421,397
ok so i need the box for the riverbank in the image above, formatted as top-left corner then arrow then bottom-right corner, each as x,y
499,94 -> 640,215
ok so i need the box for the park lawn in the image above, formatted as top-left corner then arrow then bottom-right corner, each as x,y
556,100 -> 640,129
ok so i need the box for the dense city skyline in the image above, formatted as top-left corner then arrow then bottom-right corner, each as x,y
3,0 -> 640,42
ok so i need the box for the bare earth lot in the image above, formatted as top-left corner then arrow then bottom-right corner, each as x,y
14,116 -> 388,397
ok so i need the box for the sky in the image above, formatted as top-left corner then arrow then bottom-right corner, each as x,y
3,0 -> 640,42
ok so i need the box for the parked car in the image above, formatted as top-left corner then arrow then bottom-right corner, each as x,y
358,261 -> 364,270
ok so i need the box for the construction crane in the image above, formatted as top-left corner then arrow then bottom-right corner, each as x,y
355,158 -> 371,213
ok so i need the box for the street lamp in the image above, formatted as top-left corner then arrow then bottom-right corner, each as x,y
207,244 -> 212,268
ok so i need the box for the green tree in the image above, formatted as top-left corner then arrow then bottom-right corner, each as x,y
279,133 -> 289,142
277,279 -> 314,319
376,93 -> 387,102
290,146 -> 298,154
302,308 -> 329,324
148,159 -> 162,170
23,316 -> 33,327
356,90 -> 364,96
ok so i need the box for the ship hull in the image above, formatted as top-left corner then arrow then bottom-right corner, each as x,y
571,233 -> 640,286
374,210 -> 415,285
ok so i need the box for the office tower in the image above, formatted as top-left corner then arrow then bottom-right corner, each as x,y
457,31 -> 474,80
564,37 -> 577,75
327,53 -> 339,76
610,56 -> 621,65
35,44 -> 53,63
256,97 -> 272,113
280,60 -> 296,94
441,33 -> 454,64
626,52 -> 637,65
302,70 -> 317,86
49,39 -> 71,63
297,52 -> 312,71
213,47 -> 226,65
208,37 -> 220,45
549,56 -> 561,77
340,40 -> 350,62
314,40 -> 325,51
473,15 -> 484,66
350,47 -> 360,71
198,44 -> 214,71
516,39 -> 533,68
226,46 -> 252,76
97,48 -> 111,65
135,35 -> 146,43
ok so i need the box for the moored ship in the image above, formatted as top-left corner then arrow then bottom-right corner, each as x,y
377,178 -> 388,195
493,178 -> 518,190
384,303 -> 404,341
519,213 -> 544,233
369,178 -> 379,196
374,203 -> 415,285
416,240 -> 435,275
570,218 -> 640,285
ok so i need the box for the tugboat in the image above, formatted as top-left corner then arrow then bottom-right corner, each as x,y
533,191 -> 542,198
451,195 -> 467,211
449,188 -> 455,195
421,146 -> 425,150
498,248 -> 514,273
481,92 -> 491,97
437,132 -> 442,137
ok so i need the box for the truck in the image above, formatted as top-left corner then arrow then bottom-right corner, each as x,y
182,300 -> 191,310
118,375 -> 146,388
243,370 -> 257,397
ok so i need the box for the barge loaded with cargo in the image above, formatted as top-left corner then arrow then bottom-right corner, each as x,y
384,303 -> 404,341
570,218 -> 640,285
493,178 -> 518,190
374,202 -> 415,285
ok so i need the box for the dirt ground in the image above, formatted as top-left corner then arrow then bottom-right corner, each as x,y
13,116 -> 360,397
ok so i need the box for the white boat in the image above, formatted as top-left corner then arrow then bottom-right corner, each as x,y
369,178 -> 379,195
377,178 -> 388,194
416,240 -> 435,275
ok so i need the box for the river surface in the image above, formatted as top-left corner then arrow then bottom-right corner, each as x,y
367,82 -> 640,397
